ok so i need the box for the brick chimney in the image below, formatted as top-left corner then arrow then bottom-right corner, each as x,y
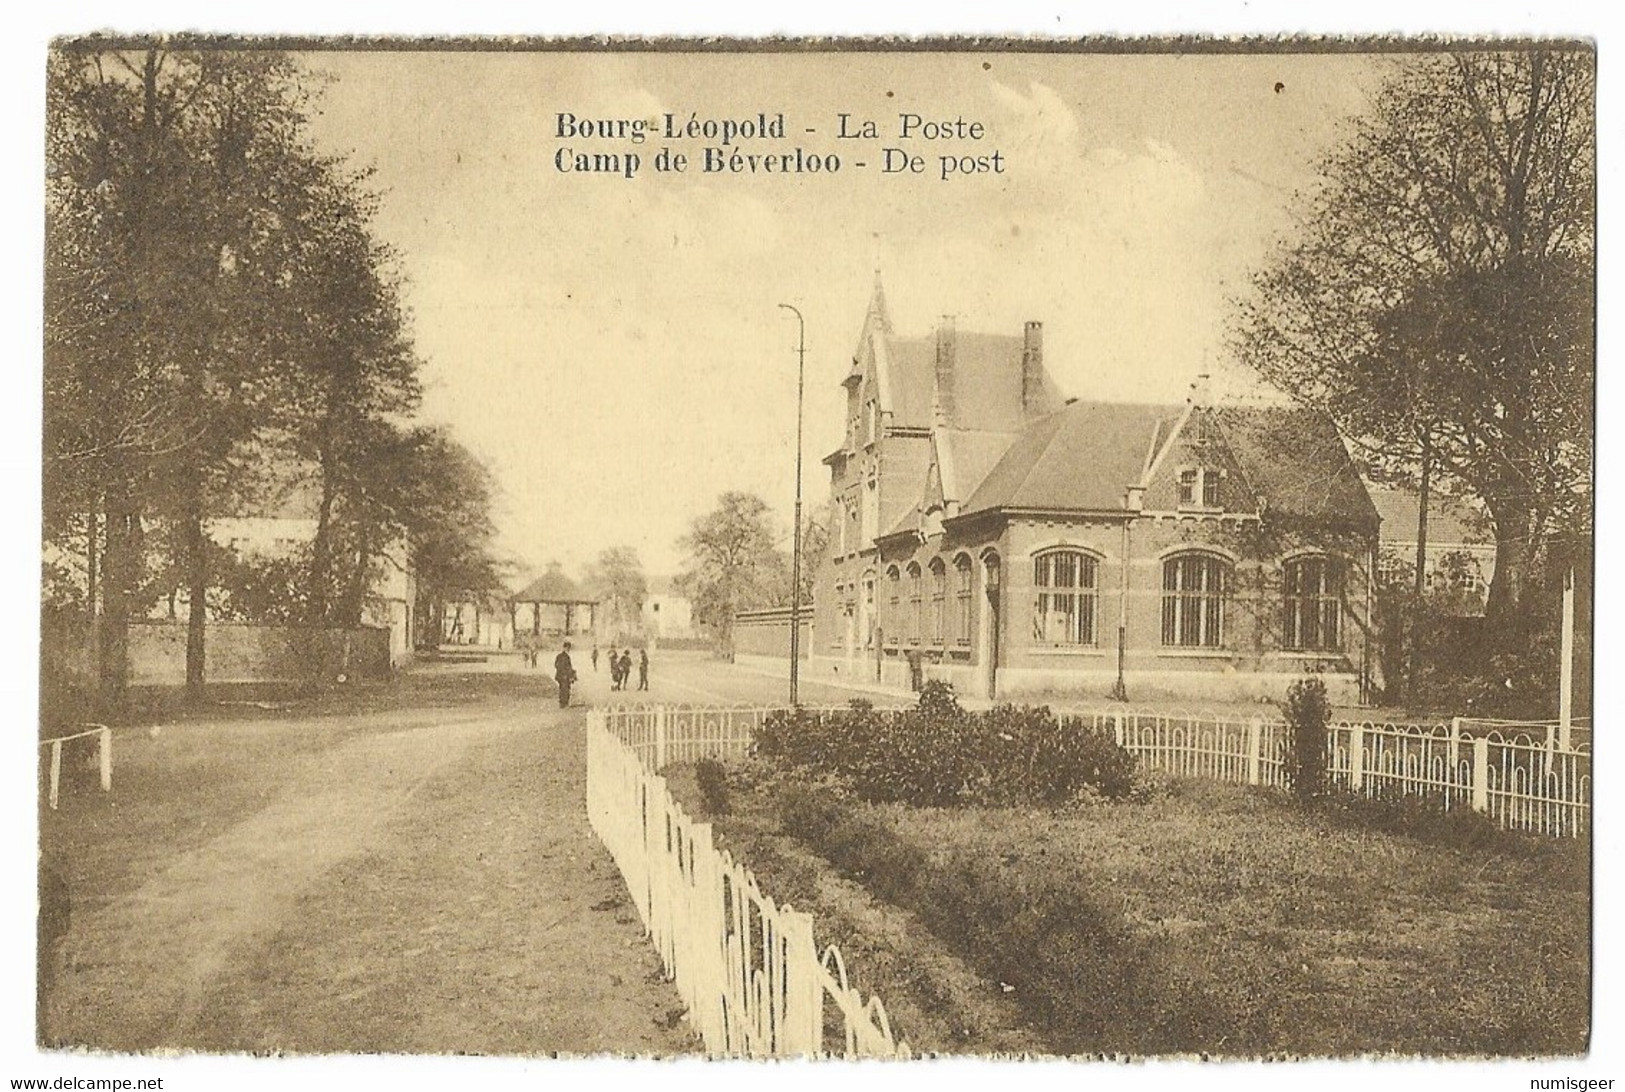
934,316 -> 957,425
1022,321 -> 1044,416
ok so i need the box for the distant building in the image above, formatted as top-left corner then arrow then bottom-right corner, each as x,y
642,576 -> 696,642
1367,483 -> 1496,616
739,278 -> 1380,704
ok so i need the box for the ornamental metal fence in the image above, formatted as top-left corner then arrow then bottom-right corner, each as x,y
586,704 -> 910,1058
1070,707 -> 1589,838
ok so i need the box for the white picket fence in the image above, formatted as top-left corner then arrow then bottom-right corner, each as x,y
1071,707 -> 1591,838
586,704 -> 911,1058
39,724 -> 113,810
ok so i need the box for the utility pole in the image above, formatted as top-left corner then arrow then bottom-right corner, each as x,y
1559,567 -> 1574,749
778,303 -> 806,706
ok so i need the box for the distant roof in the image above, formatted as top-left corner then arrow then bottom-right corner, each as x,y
1216,407 -> 1380,529
962,401 -> 1184,515
514,570 -> 596,603
1365,482 -> 1492,546
883,332 -> 1065,431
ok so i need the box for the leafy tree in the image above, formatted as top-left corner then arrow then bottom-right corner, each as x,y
586,547 -> 648,640
1233,49 -> 1594,660
45,46 -> 374,702
676,491 -> 784,650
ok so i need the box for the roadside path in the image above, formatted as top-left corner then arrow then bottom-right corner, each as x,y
45,687 -> 698,1056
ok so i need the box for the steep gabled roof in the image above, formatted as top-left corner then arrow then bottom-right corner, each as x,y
1365,483 -> 1492,546
880,332 -> 1065,431
1215,406 -> 1380,529
962,401 -> 1185,515
938,429 -> 1023,505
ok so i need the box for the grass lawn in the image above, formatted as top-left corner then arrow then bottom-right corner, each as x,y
672,761 -> 1589,1058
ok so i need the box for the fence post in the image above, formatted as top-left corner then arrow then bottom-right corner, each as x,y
48,740 -> 62,811
655,706 -> 668,771
1471,736 -> 1490,813
1113,710 -> 1125,748
98,727 -> 112,793
1348,722 -> 1364,793
1246,717 -> 1262,786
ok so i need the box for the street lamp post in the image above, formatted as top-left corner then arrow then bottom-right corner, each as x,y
777,303 -> 805,706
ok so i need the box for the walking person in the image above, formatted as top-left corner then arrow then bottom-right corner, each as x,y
607,646 -> 620,690
637,648 -> 649,691
618,649 -> 633,694
591,644 -> 600,673
553,642 -> 577,708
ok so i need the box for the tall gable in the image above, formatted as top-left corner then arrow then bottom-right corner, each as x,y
1215,406 -> 1379,529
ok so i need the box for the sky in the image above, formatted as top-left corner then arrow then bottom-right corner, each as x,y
297,48 -> 1386,583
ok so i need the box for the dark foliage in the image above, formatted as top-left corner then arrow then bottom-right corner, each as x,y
1282,677 -> 1330,801
694,757 -> 731,817
756,683 -> 1136,808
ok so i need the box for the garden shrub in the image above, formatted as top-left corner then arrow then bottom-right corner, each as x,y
1282,677 -> 1330,801
754,684 -> 1137,809
695,757 -> 730,816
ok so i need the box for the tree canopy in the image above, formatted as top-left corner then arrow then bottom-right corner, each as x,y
676,491 -> 786,647
1232,49 -> 1594,649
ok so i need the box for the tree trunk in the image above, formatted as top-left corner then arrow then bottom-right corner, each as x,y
339,532 -> 370,628
1483,501 -> 1535,656
183,489 -> 208,700
97,469 -> 135,709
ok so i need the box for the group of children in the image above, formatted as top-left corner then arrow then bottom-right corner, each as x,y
594,644 -> 648,691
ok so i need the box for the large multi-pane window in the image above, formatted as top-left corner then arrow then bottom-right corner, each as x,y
906,562 -> 922,642
885,566 -> 900,641
1284,555 -> 1343,651
929,558 -> 947,643
1032,549 -> 1099,646
1162,552 -> 1229,648
954,555 -> 974,646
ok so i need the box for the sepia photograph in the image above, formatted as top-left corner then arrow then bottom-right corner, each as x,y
25,13 -> 1601,1086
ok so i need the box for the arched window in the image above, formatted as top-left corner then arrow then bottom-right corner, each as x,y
1162,552 -> 1230,648
1032,549 -> 1099,646
954,555 -> 974,646
1284,555 -> 1343,651
885,565 -> 901,642
929,558 -> 947,643
906,562 -> 922,642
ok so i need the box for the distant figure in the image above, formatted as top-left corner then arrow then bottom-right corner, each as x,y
607,647 -> 620,690
553,642 -> 577,708
618,649 -> 633,692
637,648 -> 649,691
591,645 -> 600,673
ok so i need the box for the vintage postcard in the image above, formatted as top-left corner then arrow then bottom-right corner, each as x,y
31,28 -> 1597,1089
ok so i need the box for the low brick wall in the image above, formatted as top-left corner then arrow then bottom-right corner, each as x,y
43,617 -> 392,689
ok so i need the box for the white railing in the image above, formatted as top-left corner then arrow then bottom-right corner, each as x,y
1072,707 -> 1589,838
586,705 -> 910,1058
39,724 -> 112,810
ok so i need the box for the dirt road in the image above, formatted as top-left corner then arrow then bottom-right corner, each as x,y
42,669 -> 699,1056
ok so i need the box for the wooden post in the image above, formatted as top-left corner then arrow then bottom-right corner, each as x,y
48,741 -> 62,811
1246,717 -> 1262,786
1113,710 -> 1126,748
98,727 -> 112,792
1348,722 -> 1365,793
1471,736 -> 1490,813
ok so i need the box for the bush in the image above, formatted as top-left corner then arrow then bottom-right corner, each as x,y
1282,677 -> 1330,802
755,684 -> 1138,808
695,757 -> 730,816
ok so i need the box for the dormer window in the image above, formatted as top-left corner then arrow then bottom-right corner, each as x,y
1178,467 -> 1223,510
